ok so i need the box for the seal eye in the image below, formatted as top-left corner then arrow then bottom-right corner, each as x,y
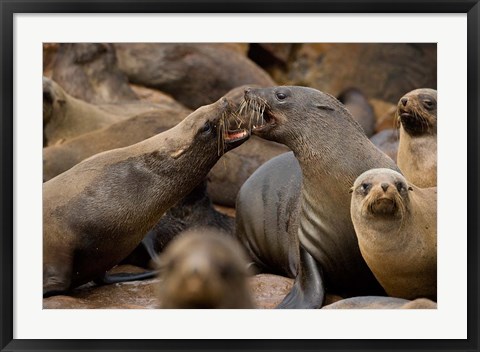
360,183 -> 371,194
276,92 -> 287,100
396,182 -> 406,192
423,100 -> 435,110
200,122 -> 212,134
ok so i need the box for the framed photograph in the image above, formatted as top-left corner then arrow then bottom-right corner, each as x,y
1,1 -> 478,351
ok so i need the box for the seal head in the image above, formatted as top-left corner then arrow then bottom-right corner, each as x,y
396,88 -> 437,136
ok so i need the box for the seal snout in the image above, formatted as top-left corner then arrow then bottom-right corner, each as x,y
381,183 -> 389,192
401,97 -> 408,106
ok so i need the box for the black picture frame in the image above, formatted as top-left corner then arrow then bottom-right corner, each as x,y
1,1 -> 478,351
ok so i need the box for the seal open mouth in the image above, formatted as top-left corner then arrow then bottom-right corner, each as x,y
239,96 -> 276,134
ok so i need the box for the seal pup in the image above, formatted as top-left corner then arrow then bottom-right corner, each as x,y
43,97 -> 249,297
239,86 -> 398,308
157,228 -> 254,309
396,88 -> 437,187
350,168 -> 437,300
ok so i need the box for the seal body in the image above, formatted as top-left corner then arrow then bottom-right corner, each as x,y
43,106 -> 190,182
43,97 -> 249,296
240,86 -> 398,308
396,88 -> 437,187
121,179 -> 234,269
157,228 -> 254,309
350,168 -> 437,300
235,152 -> 300,278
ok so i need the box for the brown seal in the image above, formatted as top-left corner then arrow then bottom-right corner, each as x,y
322,296 -> 437,309
43,77 -> 124,146
43,106 -> 190,182
43,77 -> 174,147
238,86 -> 398,308
350,168 -> 437,300
157,228 -> 254,309
120,179 -> 234,269
396,88 -> 437,187
43,97 -> 249,297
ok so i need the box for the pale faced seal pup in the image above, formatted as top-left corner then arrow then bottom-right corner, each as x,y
239,86 -> 399,308
43,97 -> 249,297
322,296 -> 437,309
396,88 -> 437,187
350,168 -> 437,300
338,87 -> 376,137
157,228 -> 254,309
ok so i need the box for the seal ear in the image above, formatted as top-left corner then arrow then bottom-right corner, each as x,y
408,186 -> 413,191
316,104 -> 335,112
349,187 -> 354,194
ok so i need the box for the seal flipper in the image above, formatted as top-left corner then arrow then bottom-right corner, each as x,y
95,270 -> 158,285
276,246 -> 325,309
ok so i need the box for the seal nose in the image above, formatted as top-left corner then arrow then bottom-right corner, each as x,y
401,97 -> 408,106
381,183 -> 389,192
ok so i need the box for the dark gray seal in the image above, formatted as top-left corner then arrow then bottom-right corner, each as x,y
43,97 -> 249,297
238,86 -> 398,308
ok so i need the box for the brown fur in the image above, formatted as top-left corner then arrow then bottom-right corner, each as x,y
239,86 -> 398,308
43,98 -> 249,296
157,228 -> 254,309
350,168 -> 437,300
43,77 -> 125,146
396,88 -> 437,187
43,105 -> 190,182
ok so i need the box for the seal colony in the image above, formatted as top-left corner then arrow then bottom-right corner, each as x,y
43,97 -> 249,297
237,86 -> 399,308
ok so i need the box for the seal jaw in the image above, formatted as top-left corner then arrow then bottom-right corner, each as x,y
223,128 -> 250,151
